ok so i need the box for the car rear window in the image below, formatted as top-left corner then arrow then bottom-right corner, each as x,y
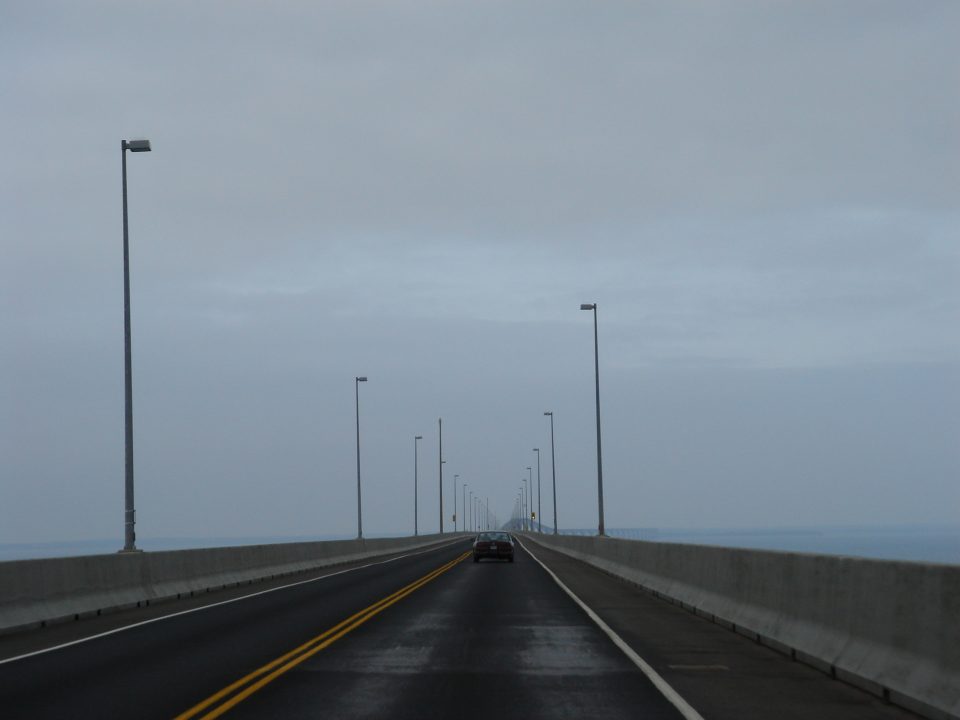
479,532 -> 510,542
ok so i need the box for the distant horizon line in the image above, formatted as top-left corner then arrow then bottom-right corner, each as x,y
3,520 -> 959,548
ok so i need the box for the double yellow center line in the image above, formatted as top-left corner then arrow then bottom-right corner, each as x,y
175,550 -> 471,720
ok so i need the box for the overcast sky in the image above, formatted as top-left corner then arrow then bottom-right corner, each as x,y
2,1 -> 958,546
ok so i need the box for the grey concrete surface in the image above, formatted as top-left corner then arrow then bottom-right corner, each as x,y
522,533 -> 959,720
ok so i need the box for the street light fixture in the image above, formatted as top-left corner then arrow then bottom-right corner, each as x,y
120,138 -> 151,553
581,302 -> 606,536
414,435 -> 423,536
355,376 -> 368,539
545,411 -> 558,535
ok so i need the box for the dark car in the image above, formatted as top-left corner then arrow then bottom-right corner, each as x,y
473,532 -> 515,563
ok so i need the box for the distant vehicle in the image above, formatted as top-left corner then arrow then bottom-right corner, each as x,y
473,532 -> 515,563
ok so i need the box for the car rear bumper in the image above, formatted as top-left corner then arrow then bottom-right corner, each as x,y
473,549 -> 514,560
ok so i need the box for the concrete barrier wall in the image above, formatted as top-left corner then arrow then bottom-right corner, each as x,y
525,534 -> 960,720
0,534 -> 463,636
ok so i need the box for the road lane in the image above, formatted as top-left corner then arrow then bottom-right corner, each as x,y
177,550 -> 473,719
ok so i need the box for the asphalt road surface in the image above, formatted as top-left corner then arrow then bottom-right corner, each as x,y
0,539 -> 690,719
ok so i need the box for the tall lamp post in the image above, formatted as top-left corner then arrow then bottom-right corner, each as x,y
414,435 -> 423,536
545,411 -> 558,534
532,448 -> 541,533
438,418 -> 443,534
581,302 -> 606,536
463,482 -> 468,534
355,376 -> 368,539
120,138 -> 151,553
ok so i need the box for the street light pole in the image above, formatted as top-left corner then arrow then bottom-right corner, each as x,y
581,303 -> 606,537
120,138 -> 151,553
438,418 -> 443,534
355,376 -> 368,539
545,412 -> 558,534
414,435 -> 422,536
463,482 -> 467,534
533,448 -> 541,533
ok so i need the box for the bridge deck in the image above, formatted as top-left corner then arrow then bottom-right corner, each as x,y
0,538 -> 925,719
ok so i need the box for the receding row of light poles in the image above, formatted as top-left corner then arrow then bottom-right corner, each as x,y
299,371 -> 498,540
358,305 -> 606,541
117,136 -> 603,549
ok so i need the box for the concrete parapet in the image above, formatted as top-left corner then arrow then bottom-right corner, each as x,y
0,534 -> 460,636
525,533 -> 960,720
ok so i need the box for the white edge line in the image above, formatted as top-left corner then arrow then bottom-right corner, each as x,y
0,537 -> 469,667
517,536 -> 707,720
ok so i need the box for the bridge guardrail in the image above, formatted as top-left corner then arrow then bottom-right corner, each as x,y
0,533 -> 469,636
